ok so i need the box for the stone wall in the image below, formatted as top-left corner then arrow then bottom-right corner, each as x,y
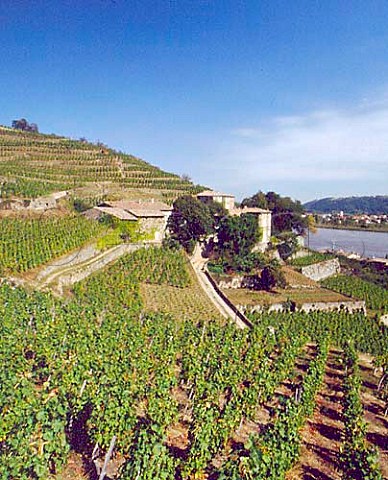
257,212 -> 272,249
29,196 -> 58,210
36,243 -> 99,281
238,300 -> 366,315
139,216 -> 168,242
0,199 -> 28,210
56,243 -> 144,292
301,258 -> 340,281
0,191 -> 69,212
300,300 -> 366,314
218,276 -> 244,289
380,314 -> 388,327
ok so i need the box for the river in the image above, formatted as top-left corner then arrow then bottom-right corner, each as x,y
307,228 -> 388,259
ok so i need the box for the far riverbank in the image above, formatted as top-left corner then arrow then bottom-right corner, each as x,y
317,223 -> 388,233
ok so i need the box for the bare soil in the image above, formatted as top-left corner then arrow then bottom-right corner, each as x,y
288,348 -> 344,480
358,356 -> 388,478
54,347 -> 387,480
224,286 -> 348,308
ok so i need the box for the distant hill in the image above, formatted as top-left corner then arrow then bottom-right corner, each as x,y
0,127 -> 203,202
304,196 -> 388,214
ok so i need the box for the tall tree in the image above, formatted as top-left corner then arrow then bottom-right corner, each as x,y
167,196 -> 214,253
241,190 -> 268,209
217,214 -> 260,257
11,118 -> 39,132
242,190 -> 307,235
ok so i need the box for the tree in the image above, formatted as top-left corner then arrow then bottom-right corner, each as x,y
167,196 -> 214,253
260,265 -> 286,291
241,190 -> 268,209
242,190 -> 307,235
11,118 -> 39,132
277,232 -> 299,260
218,214 -> 260,257
12,118 -> 28,130
181,173 -> 191,182
306,214 -> 317,234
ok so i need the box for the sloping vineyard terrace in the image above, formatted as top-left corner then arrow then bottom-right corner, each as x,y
0,248 -> 387,479
0,128 -> 203,200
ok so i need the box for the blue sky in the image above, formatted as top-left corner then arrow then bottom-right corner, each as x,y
1,0 -> 388,201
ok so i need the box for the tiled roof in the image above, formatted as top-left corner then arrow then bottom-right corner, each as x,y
197,190 -> 235,198
232,206 -> 271,215
94,206 -> 137,220
107,200 -> 172,218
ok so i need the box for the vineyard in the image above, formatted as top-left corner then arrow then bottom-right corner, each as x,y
322,274 -> 388,313
139,255 -> 223,322
117,247 -> 192,288
0,215 -> 106,274
0,128 -> 202,201
290,251 -> 334,268
0,246 -> 387,480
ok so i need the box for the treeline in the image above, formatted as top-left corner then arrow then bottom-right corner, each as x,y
241,190 -> 307,234
11,118 -> 39,133
304,196 -> 388,214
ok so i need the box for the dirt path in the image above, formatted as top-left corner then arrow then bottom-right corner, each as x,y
9,241 -> 157,294
190,244 -> 251,329
358,358 -> 388,478
288,348 -> 344,480
38,243 -> 145,293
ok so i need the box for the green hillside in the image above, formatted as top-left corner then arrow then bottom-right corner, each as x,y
304,195 -> 388,214
0,126 -> 202,202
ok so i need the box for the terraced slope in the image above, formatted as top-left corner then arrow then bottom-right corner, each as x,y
0,127 -> 202,201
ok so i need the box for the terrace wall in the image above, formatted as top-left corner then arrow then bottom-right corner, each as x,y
301,258 -> 340,281
238,300 -> 366,315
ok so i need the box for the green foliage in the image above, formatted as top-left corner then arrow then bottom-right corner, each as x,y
209,251 -> 267,275
162,235 -> 182,251
168,195 -> 214,252
1,243 -> 387,479
96,219 -> 150,249
0,215 -> 106,274
120,422 -> 177,479
219,338 -> 329,480
290,251 -> 334,267
241,190 -> 269,209
71,196 -> 94,212
251,310 -> 388,357
242,265 -> 287,291
207,258 -> 228,274
0,178 -> 69,198
322,275 -> 388,313
118,247 -> 191,287
260,265 -> 287,291
218,214 -> 261,258
339,344 -> 383,479
0,126 -> 203,199
241,190 -> 307,235
209,214 -> 264,275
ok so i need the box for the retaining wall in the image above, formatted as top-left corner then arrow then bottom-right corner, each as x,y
239,300 -> 366,315
204,271 -> 253,328
56,243 -> 148,292
301,258 -> 340,281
